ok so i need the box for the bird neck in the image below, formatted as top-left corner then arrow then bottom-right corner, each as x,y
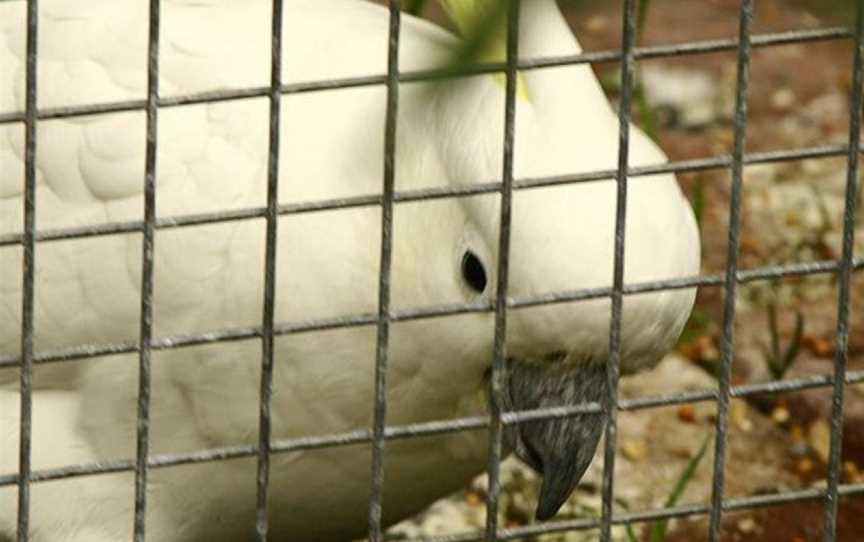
518,0 -> 584,58
441,0 -> 584,58
440,0 -> 599,108
430,0 -> 615,186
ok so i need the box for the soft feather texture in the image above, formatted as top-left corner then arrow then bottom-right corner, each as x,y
0,1 -> 700,540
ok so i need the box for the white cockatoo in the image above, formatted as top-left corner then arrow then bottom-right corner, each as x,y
0,0 -> 700,540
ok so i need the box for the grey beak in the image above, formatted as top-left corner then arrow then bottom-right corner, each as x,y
501,359 -> 609,521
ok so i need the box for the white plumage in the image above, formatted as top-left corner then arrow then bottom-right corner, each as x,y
0,1 -> 700,540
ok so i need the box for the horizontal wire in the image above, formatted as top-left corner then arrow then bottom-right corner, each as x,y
0,26 -> 851,126
0,256 -> 861,369
0,143 -> 858,248
0,368 -> 861,487
400,483 -> 864,542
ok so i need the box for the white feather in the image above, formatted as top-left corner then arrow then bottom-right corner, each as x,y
0,1 -> 700,540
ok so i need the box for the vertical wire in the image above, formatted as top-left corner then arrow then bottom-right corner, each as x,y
367,1 -> 401,540
133,0 -> 161,539
822,1 -> 864,539
707,1 -> 754,540
255,0 -> 285,539
16,0 -> 38,539
598,0 -> 637,539
483,1 -> 520,540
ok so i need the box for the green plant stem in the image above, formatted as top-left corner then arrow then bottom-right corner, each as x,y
405,0 -> 427,16
649,434 -> 711,542
633,0 -> 658,140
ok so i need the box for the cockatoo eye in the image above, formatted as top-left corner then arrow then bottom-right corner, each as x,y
461,250 -> 488,293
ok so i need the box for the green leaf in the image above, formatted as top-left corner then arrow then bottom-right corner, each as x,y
767,301 -> 782,378
633,80 -> 659,141
692,176 -> 706,228
763,295 -> 806,381
437,0 -> 531,98
649,433 -> 711,542
781,310 -> 805,374
633,0 -> 658,140
637,0 -> 653,38
405,0 -> 428,15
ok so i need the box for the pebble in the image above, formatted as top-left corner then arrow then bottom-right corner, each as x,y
677,404 -> 697,423
640,66 -> 722,127
730,399 -> 753,433
584,15 -> 609,33
621,439 -> 648,462
808,419 -> 832,463
770,88 -> 796,111
771,405 -> 790,425
843,461 -> 862,483
737,517 -> 758,533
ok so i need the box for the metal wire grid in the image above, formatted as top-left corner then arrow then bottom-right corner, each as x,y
482,2 -> 520,539
14,1 -> 36,540
369,3 -> 402,539
1,0 -> 862,541
708,1 -> 754,539
130,0 -> 159,538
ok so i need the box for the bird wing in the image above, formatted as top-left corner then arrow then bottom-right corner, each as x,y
0,0 -> 457,380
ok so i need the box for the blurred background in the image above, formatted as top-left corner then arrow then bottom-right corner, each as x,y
372,1 -> 864,540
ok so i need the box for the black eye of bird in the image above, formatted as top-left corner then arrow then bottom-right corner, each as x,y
461,250 -> 488,293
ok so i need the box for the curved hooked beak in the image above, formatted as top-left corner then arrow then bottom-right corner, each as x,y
498,357 -> 609,521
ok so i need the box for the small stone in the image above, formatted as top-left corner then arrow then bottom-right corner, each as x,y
796,458 -> 814,475
803,335 -> 834,358
640,66 -> 721,127
677,404 -> 697,423
694,335 -> 720,362
585,15 -> 609,33
770,88 -> 796,111
670,446 -> 694,459
843,461 -> 861,483
784,209 -> 802,226
789,425 -> 805,442
788,425 -> 809,454
812,338 -> 834,357
771,406 -> 790,425
737,517 -> 757,533
471,473 -> 489,493
465,491 -> 482,507
789,441 -> 809,457
730,399 -> 753,432
621,439 -> 648,462
504,494 -> 532,526
739,235 -> 765,256
808,419 -> 832,463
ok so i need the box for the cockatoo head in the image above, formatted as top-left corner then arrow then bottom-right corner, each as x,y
395,0 -> 702,520
293,0 -> 699,523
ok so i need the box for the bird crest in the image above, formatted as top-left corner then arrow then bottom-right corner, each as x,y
440,0 -> 530,99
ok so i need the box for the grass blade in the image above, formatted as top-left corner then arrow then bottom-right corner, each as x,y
649,433 -> 712,542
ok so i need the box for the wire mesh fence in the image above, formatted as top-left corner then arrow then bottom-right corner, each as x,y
1,0 -> 863,541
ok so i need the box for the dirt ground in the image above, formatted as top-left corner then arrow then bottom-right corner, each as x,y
565,2 -> 864,540
378,1 -> 864,541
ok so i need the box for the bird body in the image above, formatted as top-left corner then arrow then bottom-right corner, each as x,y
0,1 -> 700,540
